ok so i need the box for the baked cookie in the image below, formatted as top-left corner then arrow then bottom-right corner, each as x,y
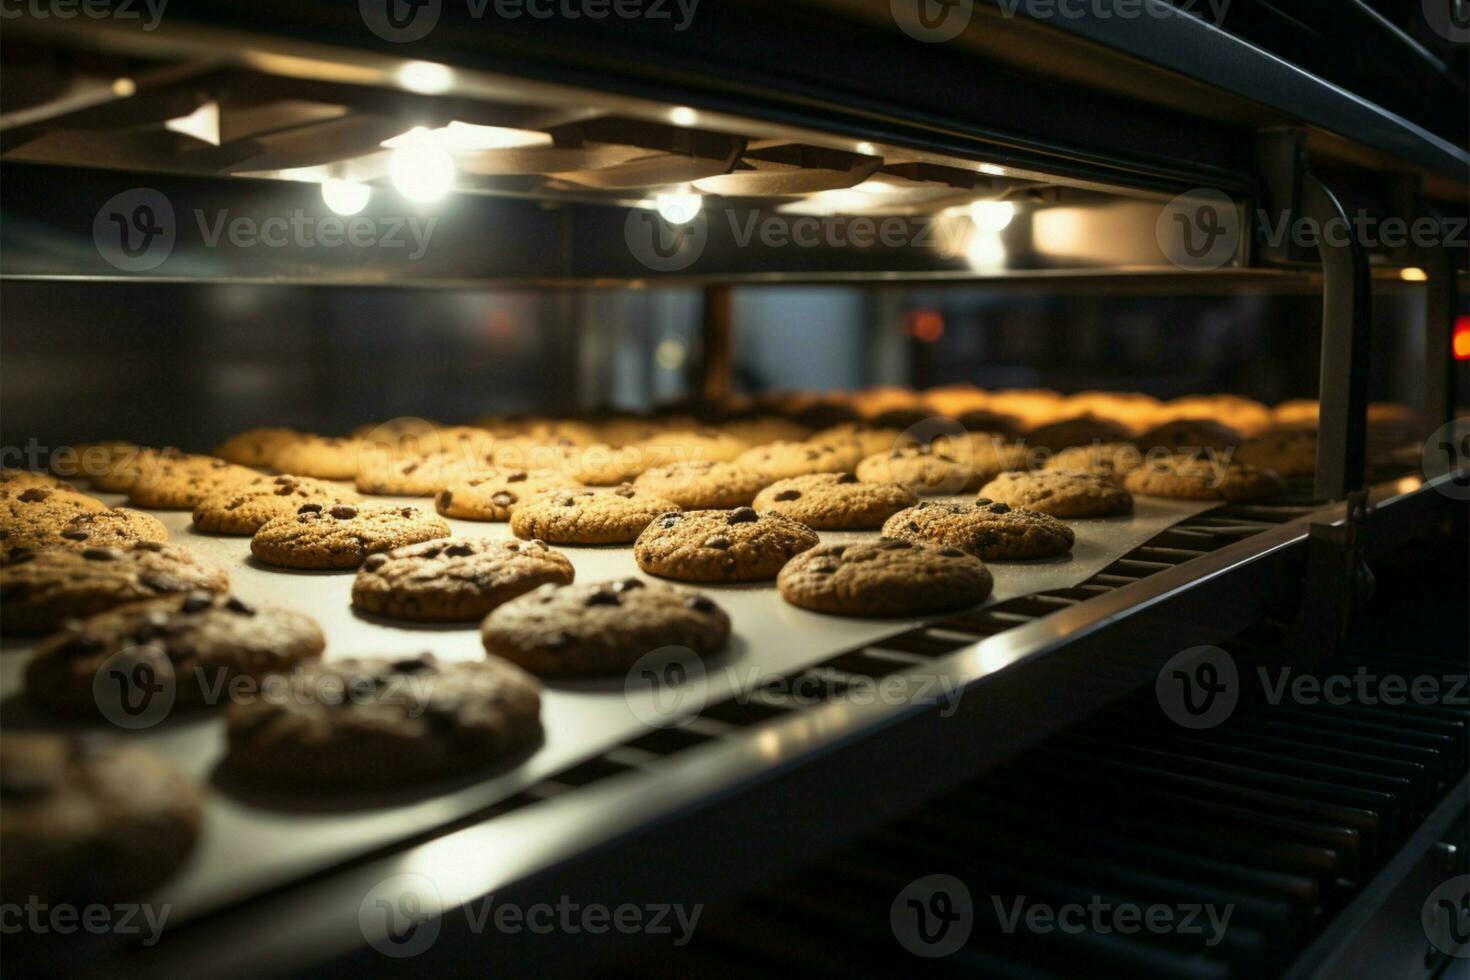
26,592 -> 325,714
509,487 -> 679,545
222,654 -> 542,789
1,486 -> 109,544
882,500 -> 1075,560
87,446 -> 192,493
719,416 -> 811,445
777,540 -> 993,617
562,443 -> 649,485
633,461 -> 767,510
2,507 -> 167,560
354,450 -> 478,497
0,542 -> 229,635
0,468 -> 73,491
735,440 -> 866,483
633,507 -> 819,582
482,579 -> 730,676
637,429 -> 749,467
352,537 -> 575,621
1025,414 -> 1133,452
1161,395 -> 1272,437
1124,453 -> 1283,501
213,427 -> 300,467
808,423 -> 905,458
126,457 -> 260,510
1136,418 -> 1242,452
435,470 -> 573,521
855,444 -> 985,495
752,473 -> 916,529
1043,442 -> 1145,478
1236,428 -> 1317,476
47,441 -> 137,483
977,470 -> 1133,518
0,736 -> 201,906
193,474 -> 361,535
251,503 -> 450,570
269,435 -> 365,480
1061,391 -> 1163,435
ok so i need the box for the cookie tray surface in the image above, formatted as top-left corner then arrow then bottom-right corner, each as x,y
0,488 -> 1215,924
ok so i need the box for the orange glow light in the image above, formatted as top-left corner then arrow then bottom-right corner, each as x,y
1454,316 -> 1470,361
908,310 -> 945,343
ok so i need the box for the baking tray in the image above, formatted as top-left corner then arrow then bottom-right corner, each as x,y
0,487 -> 1216,924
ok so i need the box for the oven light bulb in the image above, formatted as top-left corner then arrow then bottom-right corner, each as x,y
321,179 -> 371,216
965,230 -> 1006,272
655,190 -> 703,226
389,129 -> 456,204
970,200 -> 1015,233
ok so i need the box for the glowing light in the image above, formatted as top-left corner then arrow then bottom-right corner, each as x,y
1399,267 -> 1428,282
669,106 -> 698,127
111,77 -> 136,98
908,310 -> 945,343
977,163 -> 1007,176
165,100 -> 220,146
965,229 -> 1006,271
969,199 -> 1016,232
389,128 -> 456,204
655,189 -> 702,225
397,61 -> 454,94
655,339 -> 687,370
321,179 -> 371,216
856,142 -> 877,156
1454,316 -> 1470,361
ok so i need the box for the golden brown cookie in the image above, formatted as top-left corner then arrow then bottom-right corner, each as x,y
0,468 -> 74,492
882,499 -> 1075,560
192,474 -> 361,535
719,416 -> 811,445
637,429 -> 750,467
269,435 -> 366,480
481,578 -> 730,676
351,537 -> 575,621
435,470 -> 574,522
777,539 -> 993,617
633,507 -> 819,582
1025,414 -> 1133,452
354,450 -> 476,496
977,470 -> 1133,518
1236,428 -> 1318,476
737,440 -> 867,483
213,427 -> 301,467
633,461 -> 767,510
126,457 -> 260,510
808,423 -> 905,458
1135,418 -> 1242,453
509,487 -> 679,545
1123,454 -> 1282,501
250,503 -> 451,570
855,444 -> 985,495
3,507 -> 167,560
752,472 -> 916,529
1,485 -> 108,539
1042,442 -> 1146,478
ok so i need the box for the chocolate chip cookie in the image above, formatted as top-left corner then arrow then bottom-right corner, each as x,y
633,461 -> 767,510
1,735 -> 202,905
482,578 -> 731,676
978,470 -> 1133,518
435,470 -> 572,521
0,468 -> 73,491
882,500 -> 1075,560
221,654 -> 543,789
637,428 -> 750,467
1123,453 -> 1283,501
213,427 -> 301,467
1,542 -> 229,635
352,537 -> 575,621
777,540 -> 993,617
193,474 -> 361,535
633,507 -> 819,582
1236,427 -> 1317,476
250,503 -> 451,570
126,457 -> 260,510
1026,414 -> 1133,452
1,484 -> 108,533
751,472 -> 916,529
735,440 -> 866,482
2,507 -> 168,561
354,450 -> 478,497
26,592 -> 325,714
1136,418 -> 1242,452
808,423 -> 905,459
509,487 -> 679,545
269,435 -> 365,480
855,444 -> 984,495
87,446 -> 191,493
1043,442 -> 1145,478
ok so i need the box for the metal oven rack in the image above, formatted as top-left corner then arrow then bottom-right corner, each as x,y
1,3 -> 1466,976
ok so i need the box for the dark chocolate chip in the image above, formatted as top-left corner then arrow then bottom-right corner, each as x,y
297,503 -> 323,514
17,488 -> 49,503
974,497 -> 992,506
506,472 -> 528,483
614,485 -> 637,498
703,535 -> 733,550
613,577 -> 645,592
363,554 -> 388,571
584,589 -> 622,607
180,591 -> 214,613
329,505 -> 358,519
684,595 -> 716,613
774,489 -> 801,501
437,489 -> 453,507
225,596 -> 256,616
659,515 -> 683,529
134,541 -> 164,552
391,655 -> 434,673
907,521 -> 920,532
445,543 -> 474,557
81,547 -> 121,561
727,507 -> 758,524
939,548 -> 966,557
835,473 -> 859,484
60,530 -> 90,541
988,503 -> 1010,514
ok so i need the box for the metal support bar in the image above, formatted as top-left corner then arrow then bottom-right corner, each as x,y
1422,208 -> 1457,436
698,284 -> 733,405
1295,490 -> 1373,657
1303,174 -> 1372,500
